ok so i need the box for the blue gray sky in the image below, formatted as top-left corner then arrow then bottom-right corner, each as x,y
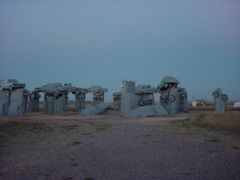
0,0 -> 239,100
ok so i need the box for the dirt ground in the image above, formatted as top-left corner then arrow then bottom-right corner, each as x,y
0,111 -> 240,180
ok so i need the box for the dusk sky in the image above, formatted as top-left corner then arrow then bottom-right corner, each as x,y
0,0 -> 239,100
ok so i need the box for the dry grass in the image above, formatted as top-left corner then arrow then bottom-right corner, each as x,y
188,111 -> 240,134
0,121 -> 54,138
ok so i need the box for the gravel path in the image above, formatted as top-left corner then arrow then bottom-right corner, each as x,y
0,113 -> 240,180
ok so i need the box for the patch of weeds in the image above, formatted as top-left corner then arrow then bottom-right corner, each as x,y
83,121 -> 111,131
42,173 -> 50,177
171,119 -> 220,134
81,132 -> 92,135
0,121 -> 54,137
61,124 -> 79,132
31,125 -> 54,133
71,141 -> 81,145
140,133 -> 163,138
171,119 -> 191,128
90,122 -> 111,132
184,113 -> 240,134
206,137 -> 221,143
70,162 -> 79,167
67,141 -> 81,147
95,127 -> 108,131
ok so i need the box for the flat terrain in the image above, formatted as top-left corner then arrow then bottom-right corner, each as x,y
0,112 -> 240,180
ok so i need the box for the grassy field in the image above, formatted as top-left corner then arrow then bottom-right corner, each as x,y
25,101 -> 240,135
177,111 -> 240,134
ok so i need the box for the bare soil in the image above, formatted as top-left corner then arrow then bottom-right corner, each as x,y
0,112 -> 240,180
